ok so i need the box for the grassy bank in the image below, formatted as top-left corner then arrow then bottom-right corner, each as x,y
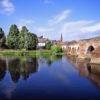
0,50 -> 64,57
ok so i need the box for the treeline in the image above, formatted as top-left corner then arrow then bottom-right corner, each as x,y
0,24 -> 38,50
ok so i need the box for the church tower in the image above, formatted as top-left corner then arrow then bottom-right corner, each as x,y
60,33 -> 63,42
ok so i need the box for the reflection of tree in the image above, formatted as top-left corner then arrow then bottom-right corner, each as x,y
51,55 -> 62,62
47,55 -> 62,66
47,58 -> 52,66
0,56 -> 62,82
21,60 -> 29,80
38,55 -> 62,67
20,57 -> 38,80
8,58 -> 20,83
0,59 -> 6,80
6,57 -> 38,82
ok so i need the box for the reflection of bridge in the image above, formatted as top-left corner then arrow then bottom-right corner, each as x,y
63,55 -> 100,87
72,60 -> 100,87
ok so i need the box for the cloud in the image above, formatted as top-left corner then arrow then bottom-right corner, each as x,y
17,19 -> 34,30
48,9 -> 71,26
61,20 -> 94,34
60,20 -> 100,40
0,0 -> 15,15
36,9 -> 71,38
81,23 -> 100,33
36,9 -> 100,41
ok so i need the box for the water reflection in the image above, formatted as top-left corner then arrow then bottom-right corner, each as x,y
0,56 -> 62,83
87,63 -> 91,73
86,63 -> 100,87
0,58 -> 6,80
21,58 -> 38,80
0,57 -> 38,82
0,56 -> 100,100
67,56 -> 100,87
8,58 -> 20,83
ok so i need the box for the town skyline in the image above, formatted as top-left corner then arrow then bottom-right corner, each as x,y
0,0 -> 100,41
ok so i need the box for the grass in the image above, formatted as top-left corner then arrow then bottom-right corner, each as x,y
0,50 -> 54,57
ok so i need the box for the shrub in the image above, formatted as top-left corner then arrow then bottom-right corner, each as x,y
51,45 -> 63,55
45,40 -> 52,50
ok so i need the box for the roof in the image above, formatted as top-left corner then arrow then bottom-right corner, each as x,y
38,36 -> 48,43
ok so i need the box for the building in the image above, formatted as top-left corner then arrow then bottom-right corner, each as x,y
61,41 -> 68,50
37,36 -> 48,49
59,33 -> 68,50
51,33 -> 68,50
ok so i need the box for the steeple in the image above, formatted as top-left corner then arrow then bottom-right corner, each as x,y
61,33 -> 63,42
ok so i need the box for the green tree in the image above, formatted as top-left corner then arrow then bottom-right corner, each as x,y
19,26 -> 28,49
0,27 -> 6,47
45,40 -> 52,50
51,45 -> 63,55
7,24 -> 19,49
19,26 -> 38,50
25,32 -> 38,50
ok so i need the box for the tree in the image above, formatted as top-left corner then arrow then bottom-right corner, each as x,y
19,26 -> 38,50
6,24 -> 19,49
51,45 -> 63,55
45,40 -> 52,50
0,27 -> 6,48
25,32 -> 38,50
19,26 -> 28,49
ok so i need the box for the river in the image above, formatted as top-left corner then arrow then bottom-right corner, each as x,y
0,55 -> 100,100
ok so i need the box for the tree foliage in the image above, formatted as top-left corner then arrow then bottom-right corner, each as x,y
7,24 -> 19,49
19,26 -> 28,49
19,26 -> 38,50
25,32 -> 38,50
45,40 -> 52,50
1,25 -> 38,50
51,45 -> 63,54
0,27 -> 6,47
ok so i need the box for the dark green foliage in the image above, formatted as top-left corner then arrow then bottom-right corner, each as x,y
19,26 -> 38,50
51,45 -> 63,54
1,25 -> 38,50
19,26 -> 28,49
25,32 -> 38,50
6,24 -> 19,49
45,40 -> 52,50
0,27 -> 6,47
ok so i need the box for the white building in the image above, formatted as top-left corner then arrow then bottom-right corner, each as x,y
37,36 -> 48,49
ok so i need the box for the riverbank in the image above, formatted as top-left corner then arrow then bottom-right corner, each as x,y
0,50 -> 99,64
0,50 -> 64,57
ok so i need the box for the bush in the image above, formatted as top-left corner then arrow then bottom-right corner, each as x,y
45,40 -> 52,50
51,45 -> 63,55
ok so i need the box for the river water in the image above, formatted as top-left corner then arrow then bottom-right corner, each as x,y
0,55 -> 100,100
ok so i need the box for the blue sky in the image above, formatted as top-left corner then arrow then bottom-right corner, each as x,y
0,0 -> 100,41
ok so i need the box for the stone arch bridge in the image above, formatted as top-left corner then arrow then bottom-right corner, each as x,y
66,36 -> 100,64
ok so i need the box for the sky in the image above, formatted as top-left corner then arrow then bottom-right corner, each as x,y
0,0 -> 100,41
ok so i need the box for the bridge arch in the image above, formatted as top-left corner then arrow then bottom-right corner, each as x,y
87,45 -> 95,53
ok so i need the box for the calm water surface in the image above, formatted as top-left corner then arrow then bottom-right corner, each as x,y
0,55 -> 100,100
